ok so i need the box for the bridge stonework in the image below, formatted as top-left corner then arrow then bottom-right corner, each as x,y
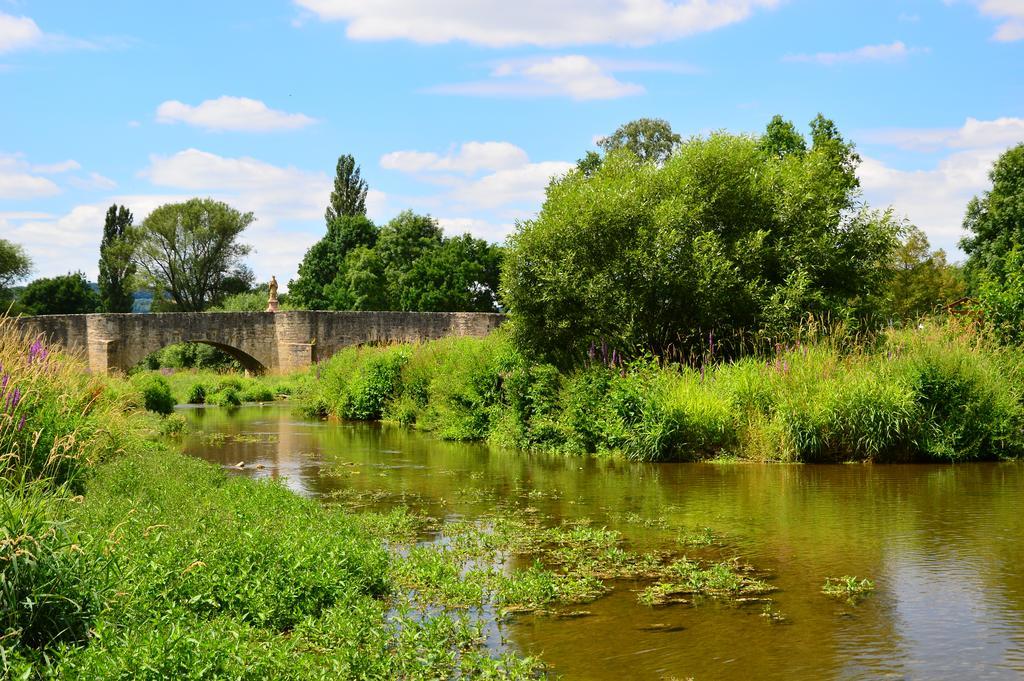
13,311 -> 505,374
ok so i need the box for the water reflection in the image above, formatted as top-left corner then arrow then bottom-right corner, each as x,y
180,404 -> 1024,680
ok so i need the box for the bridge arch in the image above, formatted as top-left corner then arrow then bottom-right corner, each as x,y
134,339 -> 268,373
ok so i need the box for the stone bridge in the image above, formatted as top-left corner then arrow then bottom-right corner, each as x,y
12,311 -> 505,373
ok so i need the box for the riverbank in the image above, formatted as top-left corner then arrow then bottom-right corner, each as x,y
7,321 -> 789,678
2,324 -> 549,677
295,322 -> 1024,463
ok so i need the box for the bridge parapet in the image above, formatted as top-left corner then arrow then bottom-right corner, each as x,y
10,310 -> 505,374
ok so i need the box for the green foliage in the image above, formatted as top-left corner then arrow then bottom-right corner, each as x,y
886,225 -> 964,321
325,153 -> 368,221
133,198 -> 253,312
299,325 -> 1024,463
962,143 -> 1024,282
0,238 -> 32,302
98,204 -> 137,313
208,385 -> 242,407
1,477 -> 110,660
598,117 -> 681,164
822,576 -> 875,603
130,372 -> 175,415
289,210 -> 502,312
210,286 -> 290,312
503,116 -> 898,364
18,271 -> 100,315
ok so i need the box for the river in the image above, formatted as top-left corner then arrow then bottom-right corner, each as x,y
179,403 -> 1024,680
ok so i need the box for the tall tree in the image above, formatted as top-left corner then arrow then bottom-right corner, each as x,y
98,204 -> 137,313
289,215 -> 379,309
325,154 -> 368,222
502,119 -> 899,365
759,115 -> 807,159
133,198 -> 253,312
19,272 -> 100,315
887,225 -> 964,320
598,118 -> 681,165
961,143 -> 1024,282
0,239 -> 32,304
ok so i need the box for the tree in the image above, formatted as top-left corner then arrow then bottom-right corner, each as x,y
0,239 -> 32,304
98,204 -> 137,313
133,198 -> 253,312
598,118 -> 681,165
289,215 -> 379,309
961,143 -> 1024,283
501,117 -> 900,365
886,226 -> 964,321
759,115 -> 807,159
325,154 -> 368,222
19,272 -> 100,315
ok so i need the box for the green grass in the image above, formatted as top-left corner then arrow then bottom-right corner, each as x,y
296,323 -> 1024,463
822,575 -> 875,603
152,369 -> 301,406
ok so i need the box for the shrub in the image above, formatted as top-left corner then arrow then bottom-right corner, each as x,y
130,373 -> 175,415
208,386 -> 241,407
185,382 -> 207,404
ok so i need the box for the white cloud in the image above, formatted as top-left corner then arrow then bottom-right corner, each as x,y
974,0 -> 1024,41
859,117 -> 1024,257
0,11 -> 99,54
156,96 -> 317,132
861,116 -> 1024,152
294,0 -> 780,47
68,172 -> 118,191
432,55 -> 676,100
380,141 -> 572,242
453,161 -> 573,209
32,159 -> 81,174
437,216 -> 515,242
381,142 -> 529,173
0,153 -> 61,199
0,12 -> 43,53
784,41 -> 927,65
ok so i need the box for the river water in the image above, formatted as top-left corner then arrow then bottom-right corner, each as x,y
179,403 -> 1024,680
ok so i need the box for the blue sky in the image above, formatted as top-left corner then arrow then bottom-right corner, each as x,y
1,0 -> 1022,286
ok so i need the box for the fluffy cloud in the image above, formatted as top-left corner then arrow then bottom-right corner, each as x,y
859,117 -> 1024,256
0,12 -> 43,53
380,141 -> 572,242
294,0 -> 779,47
0,11 -> 98,53
784,41 -> 926,65
975,0 -> 1024,41
381,142 -> 529,174
32,159 -> 81,174
156,96 -> 317,132
0,153 -> 61,199
861,117 -> 1024,152
432,55 -> 648,100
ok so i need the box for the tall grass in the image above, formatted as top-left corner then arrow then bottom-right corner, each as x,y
0,320 -> 541,678
297,324 -> 1024,463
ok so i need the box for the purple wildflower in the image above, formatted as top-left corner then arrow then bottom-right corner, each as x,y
0,374 -> 7,397
17,414 -> 25,431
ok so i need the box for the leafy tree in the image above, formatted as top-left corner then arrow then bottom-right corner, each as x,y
0,239 -> 32,305
392,234 -> 502,312
961,144 -> 1024,283
760,115 -> 807,159
325,154 -> 368,222
886,226 -> 964,320
598,118 -> 681,165
98,204 -> 137,313
289,215 -> 379,309
289,210 -> 501,312
133,198 -> 253,312
502,117 -> 900,365
575,150 -> 603,177
19,272 -> 100,315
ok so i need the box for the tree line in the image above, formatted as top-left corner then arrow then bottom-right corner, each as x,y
1,114 -> 1021,365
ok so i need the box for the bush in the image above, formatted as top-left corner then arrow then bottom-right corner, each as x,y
208,386 -> 241,407
185,382 -> 207,404
130,373 -> 175,415
296,324 -> 1024,463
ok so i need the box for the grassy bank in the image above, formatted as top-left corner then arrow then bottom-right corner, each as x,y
129,369 -> 301,408
1,323 -> 552,678
296,323 -> 1024,463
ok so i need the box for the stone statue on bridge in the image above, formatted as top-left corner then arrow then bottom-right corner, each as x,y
266,276 -> 279,313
